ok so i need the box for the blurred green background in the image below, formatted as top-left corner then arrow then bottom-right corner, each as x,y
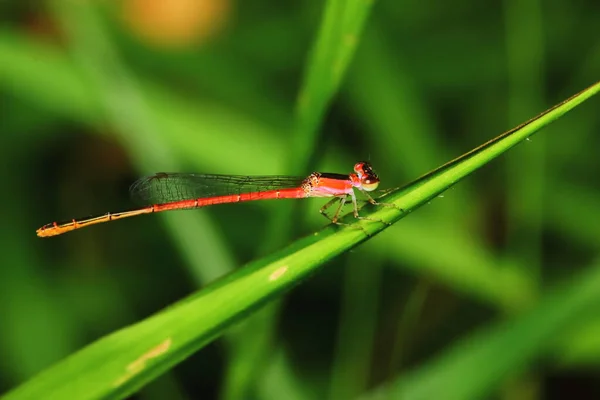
1,0 -> 599,399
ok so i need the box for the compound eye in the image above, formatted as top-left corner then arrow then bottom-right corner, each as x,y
354,162 -> 366,175
354,161 -> 374,175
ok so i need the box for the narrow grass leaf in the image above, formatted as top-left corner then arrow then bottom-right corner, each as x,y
362,257 -> 600,400
5,81 -> 598,400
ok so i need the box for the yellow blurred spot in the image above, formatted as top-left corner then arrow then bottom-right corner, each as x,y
121,0 -> 230,48
269,266 -> 288,281
114,338 -> 172,387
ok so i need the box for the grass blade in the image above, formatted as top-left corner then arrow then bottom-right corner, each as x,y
5,81 -> 599,399
369,81 -> 600,228
363,257 -> 600,400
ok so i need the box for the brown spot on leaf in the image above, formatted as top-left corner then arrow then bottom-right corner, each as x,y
114,338 -> 172,387
269,266 -> 288,281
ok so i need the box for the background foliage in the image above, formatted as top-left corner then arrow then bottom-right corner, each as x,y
1,0 -> 599,399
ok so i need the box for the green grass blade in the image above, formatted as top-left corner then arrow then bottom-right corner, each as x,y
368,81 -> 600,228
504,0 -> 546,284
0,33 -> 285,174
4,82 -> 598,399
363,257 -> 600,400
372,219 -> 534,310
47,3 -> 236,286
231,0 -> 375,396
556,319 -> 600,367
328,256 -> 382,400
292,0 -> 374,170
261,0 -> 375,243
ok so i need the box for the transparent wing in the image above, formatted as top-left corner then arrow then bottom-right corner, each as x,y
129,173 -> 305,205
